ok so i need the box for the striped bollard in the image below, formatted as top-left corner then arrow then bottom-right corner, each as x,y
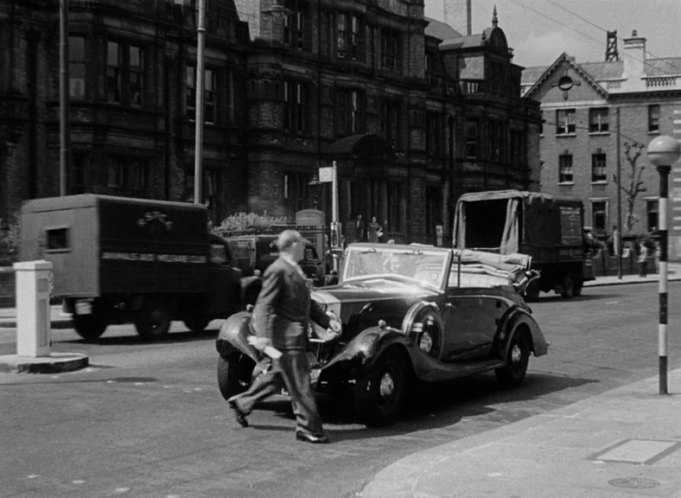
647,136 -> 681,395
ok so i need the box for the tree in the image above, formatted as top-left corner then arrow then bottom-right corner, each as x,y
614,141 -> 646,235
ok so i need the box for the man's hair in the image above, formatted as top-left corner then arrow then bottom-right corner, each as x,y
277,229 -> 309,251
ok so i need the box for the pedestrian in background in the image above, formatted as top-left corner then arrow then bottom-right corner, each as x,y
227,229 -> 342,444
637,240 -> 649,277
367,216 -> 382,243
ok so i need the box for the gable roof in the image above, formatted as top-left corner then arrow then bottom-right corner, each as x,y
424,17 -> 462,41
523,52 -> 609,99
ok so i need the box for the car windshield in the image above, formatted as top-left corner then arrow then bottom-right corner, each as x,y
342,244 -> 450,290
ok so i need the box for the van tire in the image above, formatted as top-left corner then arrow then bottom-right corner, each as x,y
73,312 -> 107,340
135,297 -> 172,339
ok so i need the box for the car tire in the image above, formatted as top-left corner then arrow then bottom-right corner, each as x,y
495,329 -> 530,388
72,312 -> 107,340
183,316 -> 210,333
354,349 -> 409,427
217,354 -> 254,401
135,297 -> 172,339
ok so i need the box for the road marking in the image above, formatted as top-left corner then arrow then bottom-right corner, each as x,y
593,439 -> 681,464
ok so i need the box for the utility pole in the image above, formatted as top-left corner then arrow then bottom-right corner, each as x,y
59,0 -> 70,196
616,107 -> 622,279
193,0 -> 206,205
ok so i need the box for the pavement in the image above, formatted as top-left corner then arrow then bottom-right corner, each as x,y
2,267 -> 681,496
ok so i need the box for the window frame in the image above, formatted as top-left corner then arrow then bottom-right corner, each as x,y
69,35 -> 87,100
283,79 -> 309,135
591,152 -> 607,183
558,153 -> 574,184
648,104 -> 660,133
556,109 -> 576,135
589,107 -> 609,134
590,199 -> 609,232
185,64 -> 217,124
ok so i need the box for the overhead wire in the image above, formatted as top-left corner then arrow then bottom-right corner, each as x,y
506,0 -> 681,73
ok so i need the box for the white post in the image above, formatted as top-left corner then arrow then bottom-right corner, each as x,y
14,261 -> 52,357
193,0 -> 206,205
330,161 -> 340,272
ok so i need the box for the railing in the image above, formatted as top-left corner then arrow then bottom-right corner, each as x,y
646,76 -> 679,89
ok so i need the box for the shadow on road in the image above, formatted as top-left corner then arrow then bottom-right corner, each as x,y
230,372 -> 599,443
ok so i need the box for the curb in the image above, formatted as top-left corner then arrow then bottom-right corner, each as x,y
0,352 -> 89,374
0,319 -> 73,330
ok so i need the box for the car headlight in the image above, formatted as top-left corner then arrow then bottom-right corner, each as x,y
418,330 -> 434,353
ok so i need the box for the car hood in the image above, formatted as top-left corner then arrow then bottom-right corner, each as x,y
312,279 -> 438,327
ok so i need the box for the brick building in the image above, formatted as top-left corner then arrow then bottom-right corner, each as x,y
1,0 -> 540,244
522,31 -> 681,257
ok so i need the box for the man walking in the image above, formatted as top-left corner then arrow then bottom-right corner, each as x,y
228,230 -> 341,443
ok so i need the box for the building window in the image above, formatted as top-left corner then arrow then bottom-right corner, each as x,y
425,185 -> 442,237
380,99 -> 401,148
465,119 -> 479,159
284,0 -> 309,50
107,41 -> 122,103
107,157 -> 149,196
283,80 -> 309,134
186,65 -> 216,124
69,36 -> 86,99
590,200 -> 608,231
284,171 -> 312,213
426,112 -> 444,155
556,109 -> 576,135
336,88 -> 365,136
648,104 -> 660,132
336,12 -> 365,61
387,181 -> 402,234
558,153 -> 573,183
591,153 -> 607,182
129,45 -> 143,106
488,120 -> 506,162
589,108 -> 609,133
380,27 -> 402,72
646,199 -> 659,232
107,41 -> 144,106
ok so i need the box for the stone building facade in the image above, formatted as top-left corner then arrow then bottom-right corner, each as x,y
522,31 -> 681,257
0,0 -> 540,244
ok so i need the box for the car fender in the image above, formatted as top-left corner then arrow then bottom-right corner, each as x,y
215,310 -> 259,363
321,325 -> 412,377
498,307 -> 548,358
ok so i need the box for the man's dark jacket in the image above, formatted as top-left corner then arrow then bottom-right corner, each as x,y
251,255 -> 330,351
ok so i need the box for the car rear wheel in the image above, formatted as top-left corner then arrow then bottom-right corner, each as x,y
217,354 -> 255,401
355,349 -> 409,427
495,330 -> 530,388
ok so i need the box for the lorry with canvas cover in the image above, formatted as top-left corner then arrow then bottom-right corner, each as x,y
454,189 -> 593,299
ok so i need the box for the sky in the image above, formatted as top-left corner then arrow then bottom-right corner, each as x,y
425,0 -> 681,68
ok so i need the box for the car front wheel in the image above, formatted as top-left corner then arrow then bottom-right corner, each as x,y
354,349 -> 409,427
495,330 -> 530,388
217,354 -> 255,401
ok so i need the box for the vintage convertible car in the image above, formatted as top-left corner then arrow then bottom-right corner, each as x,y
216,242 -> 547,427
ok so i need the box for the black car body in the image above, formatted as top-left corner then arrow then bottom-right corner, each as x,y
216,243 -> 547,426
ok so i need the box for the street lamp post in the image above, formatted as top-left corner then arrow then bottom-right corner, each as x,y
646,135 -> 681,395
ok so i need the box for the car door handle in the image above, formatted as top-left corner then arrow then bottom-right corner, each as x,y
445,303 -> 457,309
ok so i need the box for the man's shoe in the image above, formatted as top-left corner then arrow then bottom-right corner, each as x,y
296,431 -> 329,444
227,399 -> 249,428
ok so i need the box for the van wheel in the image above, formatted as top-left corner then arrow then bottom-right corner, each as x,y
135,298 -> 172,339
560,275 -> 575,298
183,316 -> 210,333
73,313 -> 107,340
